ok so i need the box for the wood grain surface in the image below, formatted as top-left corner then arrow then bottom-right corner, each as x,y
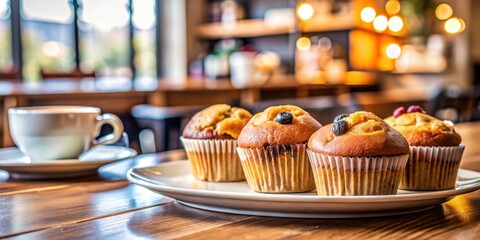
0,124 -> 479,239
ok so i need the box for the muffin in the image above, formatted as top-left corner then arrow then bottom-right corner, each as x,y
385,105 -> 464,190
181,104 -> 252,182
236,105 -> 322,193
308,111 -> 410,196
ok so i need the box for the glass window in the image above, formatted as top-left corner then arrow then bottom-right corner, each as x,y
21,0 -> 75,80
132,0 -> 156,77
78,0 -> 131,76
0,0 -> 12,71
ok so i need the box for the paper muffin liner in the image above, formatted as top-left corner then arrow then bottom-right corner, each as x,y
400,145 -> 465,190
236,144 -> 315,193
180,137 -> 245,182
307,150 -> 409,196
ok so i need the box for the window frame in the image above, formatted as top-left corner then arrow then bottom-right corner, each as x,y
7,0 -> 163,81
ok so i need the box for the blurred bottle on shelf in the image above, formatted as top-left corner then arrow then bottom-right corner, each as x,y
230,51 -> 257,88
204,54 -> 229,80
189,54 -> 205,78
230,50 -> 280,88
221,0 -> 244,28
208,1 -> 222,22
207,0 -> 244,23
203,39 -> 241,80
295,35 -> 348,84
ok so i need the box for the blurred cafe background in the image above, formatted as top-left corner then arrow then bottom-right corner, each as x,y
0,0 -> 479,153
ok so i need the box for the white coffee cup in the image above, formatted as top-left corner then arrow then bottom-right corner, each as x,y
8,106 -> 124,161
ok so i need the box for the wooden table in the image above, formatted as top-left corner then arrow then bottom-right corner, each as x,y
0,122 -> 479,239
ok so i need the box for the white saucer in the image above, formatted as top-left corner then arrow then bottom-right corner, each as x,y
0,145 -> 137,179
128,161 -> 480,219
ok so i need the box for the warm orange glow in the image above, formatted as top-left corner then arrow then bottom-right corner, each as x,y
385,0 -> 401,15
360,7 -> 376,23
325,59 -> 347,84
388,16 -> 403,32
373,15 -> 388,32
458,18 -> 466,33
386,43 -> 401,59
296,37 -> 311,51
254,52 -> 281,71
444,17 -> 464,34
349,30 -> 378,70
297,2 -> 314,21
445,196 -> 474,223
378,36 -> 398,70
436,3 -> 453,20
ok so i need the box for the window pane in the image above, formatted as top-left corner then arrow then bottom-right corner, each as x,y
21,0 -> 75,81
133,0 -> 156,77
79,0 -> 131,76
0,0 -> 12,71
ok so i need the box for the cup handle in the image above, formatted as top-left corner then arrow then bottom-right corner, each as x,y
92,113 -> 124,147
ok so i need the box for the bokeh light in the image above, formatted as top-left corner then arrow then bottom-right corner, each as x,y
444,17 -> 463,34
296,37 -> 311,51
386,43 -> 401,59
388,16 -> 403,32
41,41 -> 67,58
297,2 -> 314,21
360,7 -> 376,23
436,3 -> 453,20
373,15 -> 388,32
458,18 -> 466,33
133,0 -> 155,30
385,0 -> 401,15
318,37 -> 332,50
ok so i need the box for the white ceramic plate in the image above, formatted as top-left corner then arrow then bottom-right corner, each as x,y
0,145 -> 137,179
128,161 -> 480,218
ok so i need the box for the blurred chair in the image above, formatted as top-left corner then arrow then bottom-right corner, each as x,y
131,104 -> 205,153
40,68 -> 96,79
430,85 -> 471,122
246,94 -> 359,125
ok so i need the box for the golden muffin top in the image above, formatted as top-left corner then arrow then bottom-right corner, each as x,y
237,105 -> 322,148
308,111 -> 409,157
384,106 -> 461,146
182,104 -> 252,139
